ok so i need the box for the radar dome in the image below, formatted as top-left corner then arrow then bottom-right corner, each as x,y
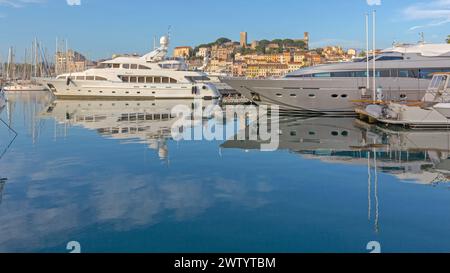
160,36 -> 169,47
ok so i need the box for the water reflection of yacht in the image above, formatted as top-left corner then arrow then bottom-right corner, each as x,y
39,36 -> 220,100
222,116 -> 450,185
42,99 -> 218,160
0,178 -> 6,205
0,89 -> 6,113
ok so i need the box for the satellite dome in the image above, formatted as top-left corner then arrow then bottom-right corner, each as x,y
160,36 -> 169,47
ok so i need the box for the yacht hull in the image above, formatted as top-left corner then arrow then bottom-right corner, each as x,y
43,79 -> 221,100
223,77 -> 430,114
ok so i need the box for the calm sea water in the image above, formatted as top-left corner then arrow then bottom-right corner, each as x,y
1,91 -> 450,253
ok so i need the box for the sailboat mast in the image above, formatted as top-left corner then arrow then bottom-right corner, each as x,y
365,13 -> 370,92
23,48 -> 28,80
34,37 -> 38,78
372,10 -> 377,103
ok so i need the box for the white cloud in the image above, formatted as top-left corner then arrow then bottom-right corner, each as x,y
0,0 -> 45,8
367,0 -> 381,6
66,0 -> 80,6
403,0 -> 450,31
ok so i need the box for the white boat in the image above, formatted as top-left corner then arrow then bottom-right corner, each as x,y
39,36 -> 220,100
3,81 -> 48,92
356,72 -> 450,129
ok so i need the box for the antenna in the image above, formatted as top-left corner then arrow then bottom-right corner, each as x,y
419,32 -> 425,43
167,25 -> 172,39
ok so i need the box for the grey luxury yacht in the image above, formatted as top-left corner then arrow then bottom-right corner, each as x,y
223,43 -> 450,114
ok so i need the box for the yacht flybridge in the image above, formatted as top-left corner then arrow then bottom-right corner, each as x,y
357,73 -> 450,129
223,43 -> 450,114
40,36 -> 220,100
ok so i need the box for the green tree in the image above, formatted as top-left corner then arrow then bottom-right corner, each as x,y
215,38 -> 231,45
447,35 -> 450,44
282,39 -> 295,46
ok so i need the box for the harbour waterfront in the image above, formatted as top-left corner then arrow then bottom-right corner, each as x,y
2,92 -> 450,252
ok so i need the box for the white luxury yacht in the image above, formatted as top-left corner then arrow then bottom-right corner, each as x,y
223,43 -> 450,114
40,36 -> 220,100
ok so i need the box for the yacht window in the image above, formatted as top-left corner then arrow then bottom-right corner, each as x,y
138,77 -> 145,83
331,94 -> 339,98
353,71 -> 367,77
376,56 -> 404,61
419,69 -> 447,79
379,70 -> 390,77
162,77 -> 169,83
123,64 -> 130,69
86,76 -> 95,81
146,77 -> 153,83
121,76 -> 129,83
331,72 -> 352,77
409,69 -> 419,78
130,77 -> 137,83
185,76 -> 210,82
113,64 -> 120,69
76,76 -> 85,80
313,73 -> 331,78
170,78 -> 178,83
139,65 -> 151,70
341,94 -> 348,98
154,77 -> 162,83
130,64 -> 138,69
399,70 -> 409,78
96,76 -> 107,81
308,94 -> 316,98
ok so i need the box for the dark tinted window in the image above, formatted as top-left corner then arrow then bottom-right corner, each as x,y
377,56 -> 404,61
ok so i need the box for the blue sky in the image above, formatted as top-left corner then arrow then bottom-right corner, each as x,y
0,0 -> 449,60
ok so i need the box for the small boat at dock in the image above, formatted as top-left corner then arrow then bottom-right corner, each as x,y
356,73 -> 450,129
3,81 -> 49,92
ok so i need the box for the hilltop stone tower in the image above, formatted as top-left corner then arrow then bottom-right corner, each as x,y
304,32 -> 309,50
240,32 -> 248,48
